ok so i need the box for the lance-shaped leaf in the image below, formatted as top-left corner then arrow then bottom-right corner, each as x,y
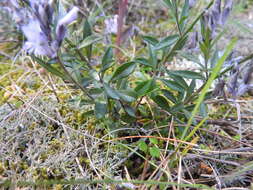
148,44 -> 157,69
135,79 -> 156,97
83,19 -> 93,60
32,56 -> 67,80
154,35 -> 179,50
123,105 -> 136,117
167,70 -> 204,80
161,79 -> 185,93
101,47 -> 114,73
134,58 -> 153,67
94,102 -> 107,119
104,83 -> 120,100
152,95 -> 170,111
162,89 -> 177,104
78,34 -> 102,49
118,90 -> 137,102
142,36 -> 159,46
111,62 -> 136,81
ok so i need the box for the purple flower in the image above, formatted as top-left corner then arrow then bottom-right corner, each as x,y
221,0 -> 233,25
104,15 -> 118,34
56,6 -> 79,45
9,0 -> 79,58
188,31 -> 198,49
235,83 -> 252,97
189,0 -> 197,8
2,0 -> 79,57
227,65 -> 240,96
202,0 -> 233,38
226,63 -> 253,97
22,19 -> 55,57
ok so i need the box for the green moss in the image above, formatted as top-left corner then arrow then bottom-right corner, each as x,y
49,139 -> 64,150
0,162 -> 5,174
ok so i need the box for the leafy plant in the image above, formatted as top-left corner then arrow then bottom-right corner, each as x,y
4,0 -> 238,132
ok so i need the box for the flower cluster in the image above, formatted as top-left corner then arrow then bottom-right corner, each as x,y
188,0 -> 233,49
227,63 -> 253,97
105,15 -> 118,34
203,0 -> 233,37
213,61 -> 253,98
3,0 -> 79,58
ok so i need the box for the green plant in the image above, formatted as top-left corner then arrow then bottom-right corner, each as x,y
5,0 -> 241,137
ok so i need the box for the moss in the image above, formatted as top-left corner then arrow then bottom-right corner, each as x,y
0,63 -> 27,105
49,139 -> 64,150
54,184 -> 63,190
209,104 -> 236,119
0,162 -> 5,174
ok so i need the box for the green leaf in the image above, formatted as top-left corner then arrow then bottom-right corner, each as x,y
135,58 -> 153,67
123,105 -> 136,117
177,91 -> 185,102
83,19 -> 92,39
101,47 -> 114,73
152,95 -> 170,110
102,47 -> 113,65
171,103 -> 184,112
163,35 -> 188,62
94,102 -> 107,119
32,56 -> 67,80
155,35 -> 179,50
78,34 -> 102,49
168,70 -> 204,80
161,79 -> 184,93
178,51 -> 204,69
118,90 -> 137,102
142,36 -> 159,46
111,62 -> 136,81
138,141 -> 148,152
149,138 -> 158,145
163,0 -> 173,9
179,0 -> 189,32
210,50 -> 219,68
168,74 -> 188,89
148,44 -> 157,68
186,79 -> 196,98
163,0 -> 175,15
104,83 -> 120,100
89,88 -> 103,95
135,79 -> 156,96
199,102 -> 207,117
161,89 -> 177,104
149,147 -> 160,158
83,19 -> 93,60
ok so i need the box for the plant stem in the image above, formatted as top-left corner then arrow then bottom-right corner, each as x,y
116,0 -> 128,62
161,1 -> 214,66
65,39 -> 93,69
57,51 -> 94,101
174,0 -> 182,36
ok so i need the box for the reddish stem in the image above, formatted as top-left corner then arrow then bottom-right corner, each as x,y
116,0 -> 128,62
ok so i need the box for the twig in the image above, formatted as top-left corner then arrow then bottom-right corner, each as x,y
116,0 -> 128,61
46,73 -> 60,103
111,135 -> 198,147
